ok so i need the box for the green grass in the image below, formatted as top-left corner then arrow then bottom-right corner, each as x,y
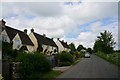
94,52 -> 120,67
28,70 -> 63,79
72,58 -> 81,65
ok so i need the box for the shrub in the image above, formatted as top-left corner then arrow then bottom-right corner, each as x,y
15,52 -> 52,78
55,53 -> 73,66
2,42 -> 18,60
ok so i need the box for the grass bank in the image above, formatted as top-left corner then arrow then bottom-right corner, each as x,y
28,70 -> 63,79
94,52 -> 120,67
72,58 -> 81,65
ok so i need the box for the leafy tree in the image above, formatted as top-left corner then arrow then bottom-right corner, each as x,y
93,30 -> 116,54
77,44 -> 86,52
69,43 -> 76,52
87,48 -> 92,54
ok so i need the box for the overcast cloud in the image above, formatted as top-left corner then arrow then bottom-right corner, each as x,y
0,1 -> 119,49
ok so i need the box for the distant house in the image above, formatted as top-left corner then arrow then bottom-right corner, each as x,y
0,19 -> 34,52
29,29 -> 58,55
55,38 -> 70,52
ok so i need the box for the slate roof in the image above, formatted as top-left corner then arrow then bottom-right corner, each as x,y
33,32 -> 57,47
58,40 -> 69,48
3,26 -> 34,46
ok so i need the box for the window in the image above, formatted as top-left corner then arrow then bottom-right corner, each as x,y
17,45 -> 20,48
14,39 -> 20,45
2,36 -> 7,42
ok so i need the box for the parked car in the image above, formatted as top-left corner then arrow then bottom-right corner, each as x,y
85,52 -> 90,58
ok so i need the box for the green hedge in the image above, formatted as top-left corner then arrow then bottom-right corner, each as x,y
55,53 -> 73,67
15,52 -> 52,78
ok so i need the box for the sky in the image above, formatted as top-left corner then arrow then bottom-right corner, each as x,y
0,0 -> 119,50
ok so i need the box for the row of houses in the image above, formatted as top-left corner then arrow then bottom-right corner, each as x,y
0,19 -> 70,55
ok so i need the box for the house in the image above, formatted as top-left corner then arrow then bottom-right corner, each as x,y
29,28 -> 58,55
0,19 -> 34,52
55,38 -> 70,52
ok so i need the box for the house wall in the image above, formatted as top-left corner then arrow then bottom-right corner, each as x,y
12,33 -> 22,50
26,45 -> 34,52
64,48 -> 70,52
42,45 -> 57,55
0,30 -> 10,43
13,34 -> 34,52
29,33 -> 38,51
42,44 -> 49,52
55,40 -> 64,52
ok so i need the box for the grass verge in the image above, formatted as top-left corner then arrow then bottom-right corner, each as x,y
28,70 -> 63,79
94,52 -> 120,67
72,58 -> 81,65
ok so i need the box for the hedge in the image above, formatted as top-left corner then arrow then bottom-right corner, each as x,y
15,52 -> 52,78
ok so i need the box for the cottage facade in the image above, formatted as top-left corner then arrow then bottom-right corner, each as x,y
29,29 -> 58,55
0,19 -> 34,52
55,38 -> 70,52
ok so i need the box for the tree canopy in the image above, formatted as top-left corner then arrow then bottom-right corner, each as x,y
77,44 -> 86,52
93,30 -> 116,54
69,43 -> 76,52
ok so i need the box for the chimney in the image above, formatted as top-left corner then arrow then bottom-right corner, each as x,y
31,28 -> 34,32
57,38 -> 59,40
43,34 -> 46,37
0,19 -> 6,26
51,38 -> 53,40
62,40 -> 64,42
24,29 -> 27,34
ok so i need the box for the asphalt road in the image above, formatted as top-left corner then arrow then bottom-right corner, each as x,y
58,54 -> 119,78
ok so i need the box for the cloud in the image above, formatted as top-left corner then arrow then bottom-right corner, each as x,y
1,2 -> 118,49
63,2 -> 118,24
65,21 -> 118,49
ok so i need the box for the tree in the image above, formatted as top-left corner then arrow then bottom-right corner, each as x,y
69,43 -> 76,52
93,30 -> 116,54
87,48 -> 92,54
77,44 -> 86,52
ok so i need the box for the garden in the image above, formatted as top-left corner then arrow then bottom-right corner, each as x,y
2,41 -> 86,79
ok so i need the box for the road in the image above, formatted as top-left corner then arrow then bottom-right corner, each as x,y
58,54 -> 119,78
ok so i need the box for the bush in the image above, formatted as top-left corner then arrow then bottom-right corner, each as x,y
55,53 -> 73,66
2,42 -> 18,60
15,52 -> 52,78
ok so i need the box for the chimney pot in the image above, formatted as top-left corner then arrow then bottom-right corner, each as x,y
31,28 -> 34,32
0,19 -> 6,26
24,29 -> 27,34
43,34 -> 46,37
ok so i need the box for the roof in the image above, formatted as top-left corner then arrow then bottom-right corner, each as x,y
58,40 -> 69,48
3,26 -> 34,46
33,32 -> 57,47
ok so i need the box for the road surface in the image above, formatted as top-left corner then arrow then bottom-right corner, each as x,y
58,54 -> 119,78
